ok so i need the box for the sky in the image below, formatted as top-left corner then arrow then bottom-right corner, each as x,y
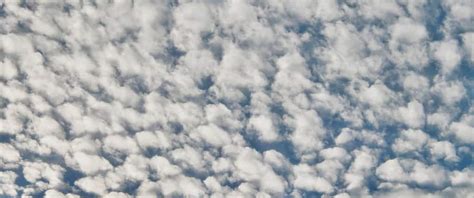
0,0 -> 473,197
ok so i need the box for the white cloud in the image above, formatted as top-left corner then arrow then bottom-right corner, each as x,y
205,103 -> 242,131
358,0 -> 403,19
0,83 -> 28,104
410,161 -> 449,188
429,141 -> 459,162
103,135 -> 140,155
392,129 -> 430,154
390,17 -> 428,44
319,147 -> 351,163
75,176 -> 108,196
0,59 -> 18,80
345,147 -> 378,192
263,150 -> 290,172
191,124 -> 232,147
67,152 -> 113,175
287,110 -> 326,160
248,115 -> 279,142
431,39 -> 462,74
377,158 -> 450,189
403,72 -> 430,99
44,189 -> 80,198
376,158 -> 408,182
213,45 -> 270,102
149,156 -> 182,178
462,32 -> 474,62
0,0 -> 471,196
0,171 -> 17,197
316,159 -> 345,184
115,154 -> 149,181
260,169 -> 287,195
0,144 -> 21,169
360,82 -> 394,107
29,116 -> 64,138
427,111 -> 452,130
23,161 -> 64,189
134,130 -> 161,150
158,175 -> 206,197
398,100 -> 426,128
171,145 -> 206,171
449,122 -> 474,144
103,192 -> 131,198
389,17 -> 429,68
171,2 -> 215,51
374,188 -> 443,198
431,80 -> 466,105
204,176 -> 222,193
293,164 -> 334,194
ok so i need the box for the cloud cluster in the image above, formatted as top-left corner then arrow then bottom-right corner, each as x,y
0,0 -> 473,197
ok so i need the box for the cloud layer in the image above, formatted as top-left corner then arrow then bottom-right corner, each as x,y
0,0 -> 473,197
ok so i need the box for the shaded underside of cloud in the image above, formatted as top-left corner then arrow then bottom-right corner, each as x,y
0,0 -> 473,197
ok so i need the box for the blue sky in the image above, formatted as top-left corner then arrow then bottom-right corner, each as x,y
0,0 -> 473,197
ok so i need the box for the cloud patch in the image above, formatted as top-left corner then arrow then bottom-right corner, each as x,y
0,0 -> 473,197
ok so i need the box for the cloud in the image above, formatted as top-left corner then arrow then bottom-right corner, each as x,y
0,171 -> 17,197
392,129 -> 429,154
0,0 -> 472,197
377,158 -> 450,189
431,39 -> 462,74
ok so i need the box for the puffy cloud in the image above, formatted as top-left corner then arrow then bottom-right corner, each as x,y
29,115 -> 64,138
293,164 -> 334,194
345,147 -> 378,192
0,144 -> 21,168
171,2 -> 215,51
376,158 -> 409,183
389,17 -> 429,68
287,110 -> 326,160
263,150 -> 291,173
0,171 -> 17,197
462,32 -> 474,62
398,100 -> 426,128
409,161 -> 449,188
158,175 -> 206,197
390,17 -> 428,44
22,161 -> 65,189
66,152 -> 113,175
392,129 -> 430,154
0,82 -> 28,103
149,156 -> 182,178
0,59 -> 18,80
0,0 -> 471,196
75,176 -> 108,196
403,72 -> 430,99
104,192 -> 131,198
134,130 -> 161,150
191,124 -> 232,147
360,82 -> 395,107
248,115 -> 279,142
431,80 -> 466,105
431,39 -> 462,74
103,135 -> 140,155
335,128 -> 386,147
44,189 -> 79,198
427,111 -> 452,130
373,189 -> 444,198
171,145 -> 206,171
358,0 -> 403,19
449,122 -> 474,144
429,141 -> 459,162
377,158 -> 450,189
222,147 -> 287,195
